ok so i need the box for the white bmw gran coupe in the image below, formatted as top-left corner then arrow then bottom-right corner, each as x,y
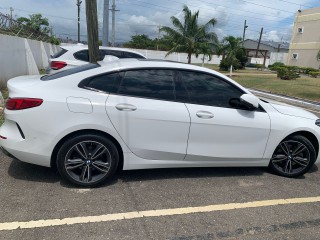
1,59 -> 319,186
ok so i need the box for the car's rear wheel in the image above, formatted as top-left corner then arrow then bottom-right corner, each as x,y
269,135 -> 316,177
57,134 -> 119,187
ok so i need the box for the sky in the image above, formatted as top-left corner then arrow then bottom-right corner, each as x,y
0,0 -> 320,43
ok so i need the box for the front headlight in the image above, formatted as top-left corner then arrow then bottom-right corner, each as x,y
316,119 -> 320,127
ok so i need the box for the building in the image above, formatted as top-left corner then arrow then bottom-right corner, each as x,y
243,39 -> 289,66
287,7 -> 320,69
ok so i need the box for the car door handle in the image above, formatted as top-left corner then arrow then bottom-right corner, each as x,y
196,111 -> 214,119
115,103 -> 137,111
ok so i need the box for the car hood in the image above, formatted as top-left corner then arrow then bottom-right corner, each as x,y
269,102 -> 318,120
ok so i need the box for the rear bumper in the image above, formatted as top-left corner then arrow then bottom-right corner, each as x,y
0,120 -> 51,167
0,146 -> 19,160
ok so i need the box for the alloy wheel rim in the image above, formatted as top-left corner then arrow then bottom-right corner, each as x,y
271,140 -> 310,175
64,141 -> 111,184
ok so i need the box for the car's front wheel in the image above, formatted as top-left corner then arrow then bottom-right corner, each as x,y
269,135 -> 316,177
57,134 -> 119,187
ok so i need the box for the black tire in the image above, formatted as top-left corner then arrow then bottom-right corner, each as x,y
57,134 -> 119,187
269,135 -> 316,178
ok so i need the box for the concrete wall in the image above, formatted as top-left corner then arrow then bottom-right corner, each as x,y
124,48 -> 223,64
269,52 -> 288,66
0,34 -> 59,83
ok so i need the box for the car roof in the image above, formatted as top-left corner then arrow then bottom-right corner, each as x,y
60,44 -> 145,56
99,59 -> 225,78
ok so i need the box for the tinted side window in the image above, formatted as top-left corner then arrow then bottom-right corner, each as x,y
118,69 -> 175,101
74,50 -> 89,62
85,72 -> 122,93
52,48 -> 68,58
101,50 -> 123,58
123,52 -> 145,59
181,71 -> 243,108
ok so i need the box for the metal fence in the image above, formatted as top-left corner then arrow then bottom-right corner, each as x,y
0,12 -> 51,42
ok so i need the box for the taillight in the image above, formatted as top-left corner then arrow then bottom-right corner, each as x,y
6,98 -> 43,110
51,61 -> 67,70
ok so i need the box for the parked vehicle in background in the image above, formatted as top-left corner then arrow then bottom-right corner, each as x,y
46,44 -> 146,74
1,59 -> 320,187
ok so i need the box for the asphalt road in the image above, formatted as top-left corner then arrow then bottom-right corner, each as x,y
1,99 -> 320,240
1,151 -> 320,240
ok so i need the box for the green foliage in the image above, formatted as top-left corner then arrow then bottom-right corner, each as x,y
160,5 -> 218,63
50,36 -> 60,45
219,58 -> 240,71
123,34 -> 173,51
309,71 -> 320,78
277,67 -> 300,80
269,62 -> 285,71
17,14 -> 49,34
218,36 -> 246,70
124,34 -> 154,49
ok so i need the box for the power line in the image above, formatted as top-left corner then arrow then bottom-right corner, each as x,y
278,0 -> 313,8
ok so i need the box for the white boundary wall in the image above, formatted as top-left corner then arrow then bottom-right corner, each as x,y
124,48 -> 222,64
0,34 -> 60,83
269,52 -> 288,66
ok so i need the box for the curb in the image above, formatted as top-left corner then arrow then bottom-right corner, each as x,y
249,88 -> 320,111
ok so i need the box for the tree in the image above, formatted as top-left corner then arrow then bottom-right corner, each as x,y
124,34 -> 154,49
160,5 -> 218,64
17,14 -> 49,34
218,36 -> 247,76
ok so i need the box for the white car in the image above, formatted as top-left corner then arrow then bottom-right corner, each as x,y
1,59 -> 319,187
47,45 -> 146,74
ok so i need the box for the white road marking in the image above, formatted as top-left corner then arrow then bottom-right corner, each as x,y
1,196 -> 320,231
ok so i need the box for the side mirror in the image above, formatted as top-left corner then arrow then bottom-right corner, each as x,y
240,94 -> 260,110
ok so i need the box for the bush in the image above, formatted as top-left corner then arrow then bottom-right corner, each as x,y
304,67 -> 317,74
277,67 -> 300,80
309,71 -> 320,78
256,64 -> 265,70
219,58 -> 240,71
269,62 -> 285,71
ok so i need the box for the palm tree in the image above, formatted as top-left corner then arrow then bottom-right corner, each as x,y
160,5 -> 218,64
218,36 -> 245,76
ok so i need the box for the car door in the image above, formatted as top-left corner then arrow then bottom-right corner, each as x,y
178,70 -> 271,162
105,69 -> 190,160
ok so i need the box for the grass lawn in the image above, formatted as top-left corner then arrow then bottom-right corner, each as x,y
197,64 -> 320,102
231,75 -> 320,102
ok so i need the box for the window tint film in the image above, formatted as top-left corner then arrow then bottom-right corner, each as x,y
101,50 -> 123,58
181,71 -> 243,108
51,48 -> 68,58
122,52 -> 145,59
86,72 -> 122,93
174,71 -> 190,102
73,50 -> 89,62
118,69 -> 175,101
41,64 -> 100,81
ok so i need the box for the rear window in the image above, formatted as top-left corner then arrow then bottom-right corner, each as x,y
122,52 -> 145,59
73,50 -> 89,62
51,48 -> 68,58
41,64 -> 100,81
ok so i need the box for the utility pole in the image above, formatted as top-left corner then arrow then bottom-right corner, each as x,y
9,7 -> 14,27
76,0 -> 82,43
255,27 -> 263,58
242,20 -> 248,42
85,0 -> 100,63
111,0 -> 119,47
102,0 -> 109,46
